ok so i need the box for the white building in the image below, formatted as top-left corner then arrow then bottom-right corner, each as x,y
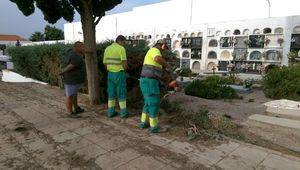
64,0 -> 300,72
0,34 -> 31,55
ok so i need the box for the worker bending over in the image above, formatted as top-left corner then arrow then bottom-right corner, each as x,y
139,40 -> 169,133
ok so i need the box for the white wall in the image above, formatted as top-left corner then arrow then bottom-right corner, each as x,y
0,40 -> 31,47
63,0 -> 300,70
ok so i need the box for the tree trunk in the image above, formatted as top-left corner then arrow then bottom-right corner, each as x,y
81,2 -> 101,105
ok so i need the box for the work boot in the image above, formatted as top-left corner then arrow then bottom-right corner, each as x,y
107,111 -> 118,118
139,122 -> 150,129
149,126 -> 160,133
70,112 -> 81,118
75,107 -> 85,114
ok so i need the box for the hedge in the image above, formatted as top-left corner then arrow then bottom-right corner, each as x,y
263,65 -> 300,101
7,41 -> 179,104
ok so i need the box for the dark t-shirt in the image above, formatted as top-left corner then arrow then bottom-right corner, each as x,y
63,50 -> 86,85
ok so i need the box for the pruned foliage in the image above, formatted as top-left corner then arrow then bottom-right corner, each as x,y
185,76 -> 238,99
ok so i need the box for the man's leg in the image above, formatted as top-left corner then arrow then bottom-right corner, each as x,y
117,72 -> 127,118
139,103 -> 150,129
65,84 -> 73,113
139,77 -> 150,128
65,84 -> 81,118
66,96 -> 73,113
73,94 -> 84,113
107,73 -> 117,118
148,95 -> 160,133
72,94 -> 78,109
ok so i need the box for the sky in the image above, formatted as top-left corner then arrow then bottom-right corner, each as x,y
0,0 -> 167,38
0,0 -> 300,39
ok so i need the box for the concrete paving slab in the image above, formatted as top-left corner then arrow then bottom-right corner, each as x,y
115,163 -> 139,170
0,146 -> 26,159
258,154 -> 300,170
186,151 -> 214,167
188,149 -> 225,165
73,126 -> 98,136
12,107 -> 44,123
95,136 -> 128,151
215,141 -> 240,154
128,156 -> 166,170
164,141 -> 195,155
0,114 -> 22,126
95,152 -> 124,169
53,131 -> 79,143
62,136 -> 94,152
111,148 -> 141,166
39,123 -> 66,135
149,135 -> 174,147
82,131 -> 111,143
75,144 -> 107,160
22,138 -> 49,152
57,119 -> 88,130
217,146 -> 268,170
249,114 -> 300,130
31,145 -> 59,164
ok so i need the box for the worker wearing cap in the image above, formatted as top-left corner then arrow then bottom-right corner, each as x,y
139,40 -> 168,133
103,35 -> 128,118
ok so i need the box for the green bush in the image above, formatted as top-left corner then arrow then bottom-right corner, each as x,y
7,44 -> 72,86
263,65 -> 300,101
176,68 -> 193,77
7,42 -> 179,103
220,75 -> 236,85
185,76 -> 238,99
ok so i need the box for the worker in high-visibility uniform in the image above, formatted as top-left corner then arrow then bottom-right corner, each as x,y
139,40 -> 168,133
103,35 -> 128,118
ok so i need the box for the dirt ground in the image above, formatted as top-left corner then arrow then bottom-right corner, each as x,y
167,89 -> 271,121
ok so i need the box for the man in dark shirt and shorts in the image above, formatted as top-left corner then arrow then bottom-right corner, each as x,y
60,41 -> 86,118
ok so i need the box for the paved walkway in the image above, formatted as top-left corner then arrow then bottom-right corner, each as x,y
0,81 -> 299,169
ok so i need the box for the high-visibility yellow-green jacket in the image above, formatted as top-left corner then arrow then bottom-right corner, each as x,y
103,43 -> 127,72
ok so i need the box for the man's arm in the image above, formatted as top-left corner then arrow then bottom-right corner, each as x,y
59,64 -> 75,75
122,60 -> 128,71
120,47 -> 128,70
154,56 -> 168,68
60,53 -> 79,75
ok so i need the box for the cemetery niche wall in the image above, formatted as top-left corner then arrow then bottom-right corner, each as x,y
249,35 -> 265,48
181,59 -> 190,69
220,37 -> 234,48
291,34 -> 300,54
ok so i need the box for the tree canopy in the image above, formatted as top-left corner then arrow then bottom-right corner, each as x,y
44,25 -> 64,41
29,31 -> 43,42
11,0 -> 123,104
10,0 -> 122,25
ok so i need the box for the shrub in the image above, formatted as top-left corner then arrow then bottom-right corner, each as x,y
220,75 -> 236,85
7,44 -> 72,86
7,42 -> 179,102
177,68 -> 193,77
265,64 -> 280,74
263,65 -> 300,101
185,76 -> 237,99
